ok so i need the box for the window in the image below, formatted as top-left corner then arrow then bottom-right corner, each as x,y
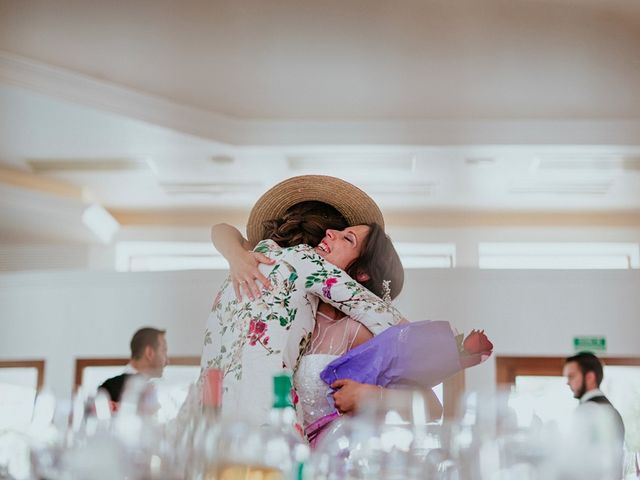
115,242 -> 229,272
479,243 -> 640,269
395,243 -> 456,269
116,241 -> 456,272
496,356 -> 640,437
0,360 -> 44,431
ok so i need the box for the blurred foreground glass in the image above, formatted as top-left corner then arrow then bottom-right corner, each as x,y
446,388 -> 629,480
210,420 -> 287,480
450,389 -> 562,480
305,389 -> 443,479
212,373 -> 307,480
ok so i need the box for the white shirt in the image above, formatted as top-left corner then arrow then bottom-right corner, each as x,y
579,388 -> 605,404
122,363 -> 140,375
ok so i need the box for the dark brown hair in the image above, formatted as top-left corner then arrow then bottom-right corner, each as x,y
565,352 -> 604,386
346,223 -> 404,300
262,201 -> 348,248
130,327 -> 166,360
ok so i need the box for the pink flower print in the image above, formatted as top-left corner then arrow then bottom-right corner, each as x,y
248,319 -> 269,348
253,320 -> 267,334
322,277 -> 338,299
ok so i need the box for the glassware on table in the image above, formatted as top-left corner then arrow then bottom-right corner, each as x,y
447,389 -> 560,480
188,368 -> 224,479
212,373 -> 308,480
28,389 -> 65,480
306,388 -> 440,480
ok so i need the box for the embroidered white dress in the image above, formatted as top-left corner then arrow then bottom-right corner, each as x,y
294,354 -> 339,429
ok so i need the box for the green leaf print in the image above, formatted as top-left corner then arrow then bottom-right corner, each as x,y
305,273 -> 325,288
254,243 -> 270,254
288,272 -> 298,283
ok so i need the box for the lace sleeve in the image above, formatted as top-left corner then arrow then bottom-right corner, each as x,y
306,310 -> 369,356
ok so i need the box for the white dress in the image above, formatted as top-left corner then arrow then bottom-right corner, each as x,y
294,354 -> 339,429
293,310 -> 366,430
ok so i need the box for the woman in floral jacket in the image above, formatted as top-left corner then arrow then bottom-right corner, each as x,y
205,222 -> 404,425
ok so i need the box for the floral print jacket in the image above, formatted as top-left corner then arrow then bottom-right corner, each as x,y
200,239 -> 404,424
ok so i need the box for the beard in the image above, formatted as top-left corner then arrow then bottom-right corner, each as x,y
573,379 -> 587,399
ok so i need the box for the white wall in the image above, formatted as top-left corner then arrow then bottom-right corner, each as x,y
1,268 -> 639,399
0,270 -> 225,397
394,268 -> 640,393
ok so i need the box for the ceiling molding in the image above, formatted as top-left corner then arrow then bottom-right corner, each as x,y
0,165 -> 85,200
109,208 -> 640,228
3,51 -> 640,147
109,209 -> 249,227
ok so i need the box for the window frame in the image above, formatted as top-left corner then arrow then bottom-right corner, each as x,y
496,355 -> 640,387
0,359 -> 45,389
73,356 -> 200,391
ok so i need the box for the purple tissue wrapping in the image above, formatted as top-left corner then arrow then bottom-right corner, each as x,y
319,320 -> 463,389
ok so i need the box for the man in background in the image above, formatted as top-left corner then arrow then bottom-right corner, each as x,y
99,327 -> 168,403
563,352 -> 626,478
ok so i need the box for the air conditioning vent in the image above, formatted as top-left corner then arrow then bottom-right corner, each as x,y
535,157 -> 620,171
508,180 -> 612,195
533,155 -> 640,172
287,154 -> 416,172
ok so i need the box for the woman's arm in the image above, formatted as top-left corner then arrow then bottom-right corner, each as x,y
331,379 -> 443,421
291,248 -> 407,332
211,223 -> 274,300
211,223 -> 254,255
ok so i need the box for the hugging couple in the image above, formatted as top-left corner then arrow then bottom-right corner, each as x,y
198,175 -> 492,445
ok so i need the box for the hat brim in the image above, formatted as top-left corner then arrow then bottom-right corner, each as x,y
246,175 -> 384,245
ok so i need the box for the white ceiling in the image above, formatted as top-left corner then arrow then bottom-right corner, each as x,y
3,0 -> 640,120
1,0 -> 640,243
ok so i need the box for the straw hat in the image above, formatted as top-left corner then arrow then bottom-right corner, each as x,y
246,175 -> 384,245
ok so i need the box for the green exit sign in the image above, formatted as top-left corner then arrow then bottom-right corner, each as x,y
573,336 -> 606,353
